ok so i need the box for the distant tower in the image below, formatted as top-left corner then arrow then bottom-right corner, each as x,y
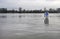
19,7 -> 22,13
44,8 -> 47,12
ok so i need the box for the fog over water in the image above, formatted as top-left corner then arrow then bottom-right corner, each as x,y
0,13 -> 60,39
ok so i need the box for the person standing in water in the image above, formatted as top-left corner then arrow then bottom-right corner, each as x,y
44,11 -> 49,17
44,11 -> 49,24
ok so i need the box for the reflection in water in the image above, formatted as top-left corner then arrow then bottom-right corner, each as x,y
0,16 -> 7,18
44,17 -> 49,33
19,15 -> 22,18
44,17 -> 49,24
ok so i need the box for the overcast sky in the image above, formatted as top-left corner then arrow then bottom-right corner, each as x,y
0,0 -> 60,10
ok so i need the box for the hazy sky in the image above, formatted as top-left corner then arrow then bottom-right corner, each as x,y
0,0 -> 60,10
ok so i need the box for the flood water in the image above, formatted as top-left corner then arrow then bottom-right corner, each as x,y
0,13 -> 60,39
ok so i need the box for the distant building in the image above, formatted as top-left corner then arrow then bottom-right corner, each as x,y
0,8 -> 7,13
57,8 -> 60,13
19,7 -> 22,13
49,8 -> 56,13
44,8 -> 48,12
44,8 -> 46,11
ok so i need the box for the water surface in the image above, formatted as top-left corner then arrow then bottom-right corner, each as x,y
0,13 -> 60,39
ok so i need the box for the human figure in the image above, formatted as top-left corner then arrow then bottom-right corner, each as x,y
44,11 -> 49,24
44,11 -> 49,17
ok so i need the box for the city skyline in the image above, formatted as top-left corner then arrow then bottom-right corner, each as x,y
0,7 -> 60,13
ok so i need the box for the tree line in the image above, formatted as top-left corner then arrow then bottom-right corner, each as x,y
0,8 -> 60,13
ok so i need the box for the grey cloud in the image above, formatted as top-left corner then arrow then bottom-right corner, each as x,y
0,0 -> 60,10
